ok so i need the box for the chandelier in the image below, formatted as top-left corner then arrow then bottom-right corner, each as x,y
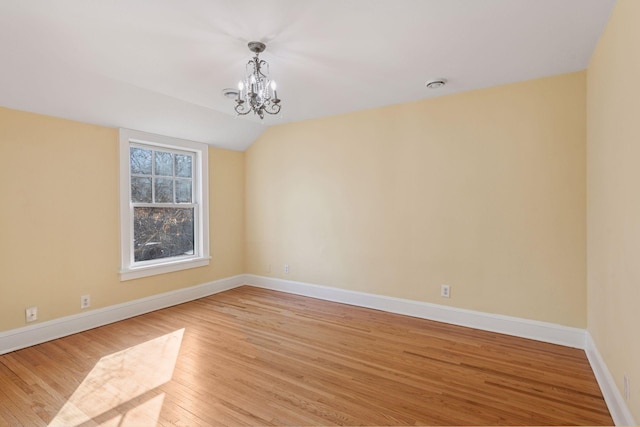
233,41 -> 281,119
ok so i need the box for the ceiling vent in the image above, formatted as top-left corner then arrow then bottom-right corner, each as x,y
425,79 -> 447,89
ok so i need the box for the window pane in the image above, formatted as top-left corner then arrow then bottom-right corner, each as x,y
155,151 -> 173,176
155,178 -> 173,203
175,180 -> 192,203
133,207 -> 194,262
131,177 -> 152,203
130,148 -> 152,175
175,154 -> 192,178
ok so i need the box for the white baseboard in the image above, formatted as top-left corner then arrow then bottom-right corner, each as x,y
244,275 -> 587,349
0,274 -> 586,355
1,273 -> 630,424
0,274 -> 245,355
586,332 -> 636,426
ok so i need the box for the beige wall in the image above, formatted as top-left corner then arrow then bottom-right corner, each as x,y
0,73 -> 590,332
587,0 -> 640,421
246,72 -> 587,328
0,107 -> 245,331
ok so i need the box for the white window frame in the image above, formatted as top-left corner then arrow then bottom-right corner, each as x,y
119,128 -> 210,281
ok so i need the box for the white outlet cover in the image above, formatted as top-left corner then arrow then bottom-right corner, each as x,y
25,307 -> 37,322
441,284 -> 450,298
81,295 -> 91,308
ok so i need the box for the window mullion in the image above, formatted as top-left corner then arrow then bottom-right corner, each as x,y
151,151 -> 156,203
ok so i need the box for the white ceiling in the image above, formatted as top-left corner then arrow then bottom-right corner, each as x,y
0,0 -> 616,151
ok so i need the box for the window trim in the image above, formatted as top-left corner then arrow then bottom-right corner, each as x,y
119,128 -> 210,281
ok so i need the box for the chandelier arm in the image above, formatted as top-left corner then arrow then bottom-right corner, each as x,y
263,103 -> 281,115
234,103 -> 252,115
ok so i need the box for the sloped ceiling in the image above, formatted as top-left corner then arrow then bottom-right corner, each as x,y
0,0 -> 616,150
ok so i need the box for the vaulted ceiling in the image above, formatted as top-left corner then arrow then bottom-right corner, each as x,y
0,0 -> 616,150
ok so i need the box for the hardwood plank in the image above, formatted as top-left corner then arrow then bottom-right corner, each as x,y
0,286 -> 613,425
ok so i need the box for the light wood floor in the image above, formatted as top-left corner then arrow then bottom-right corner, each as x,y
0,286 -> 612,426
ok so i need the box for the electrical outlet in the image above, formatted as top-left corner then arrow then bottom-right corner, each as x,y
284,264 -> 289,274
624,373 -> 630,401
25,306 -> 38,322
267,264 -> 271,273
441,284 -> 451,298
81,295 -> 91,309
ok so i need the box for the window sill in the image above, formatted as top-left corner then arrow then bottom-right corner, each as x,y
120,257 -> 211,281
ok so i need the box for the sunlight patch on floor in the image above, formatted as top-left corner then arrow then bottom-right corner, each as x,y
49,329 -> 184,426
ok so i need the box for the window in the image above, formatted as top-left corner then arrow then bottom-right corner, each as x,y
119,129 -> 209,280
